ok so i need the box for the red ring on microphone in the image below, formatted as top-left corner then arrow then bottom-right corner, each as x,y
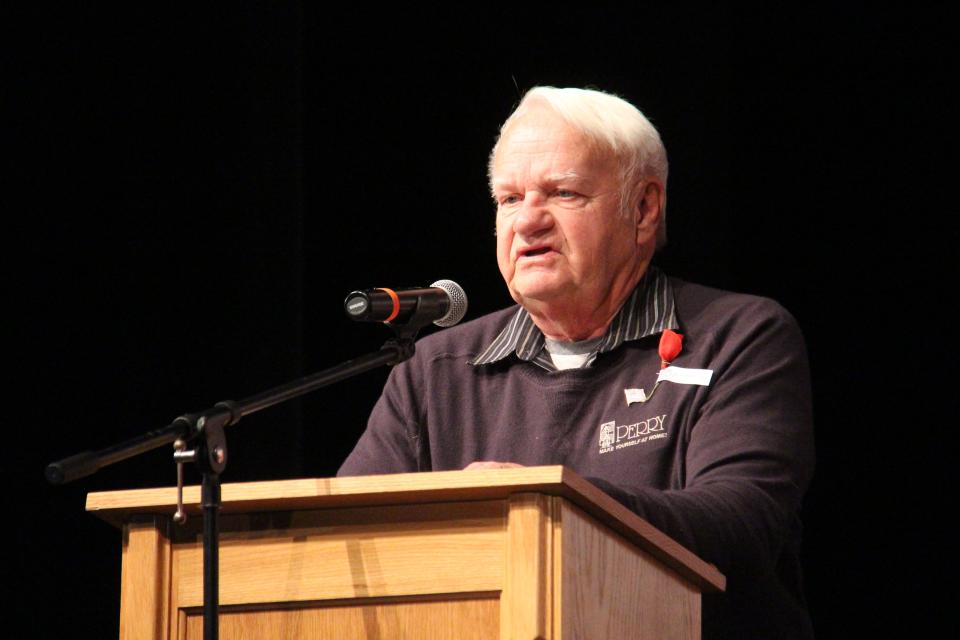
375,287 -> 400,323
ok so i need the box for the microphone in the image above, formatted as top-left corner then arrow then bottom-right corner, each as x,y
344,279 -> 468,328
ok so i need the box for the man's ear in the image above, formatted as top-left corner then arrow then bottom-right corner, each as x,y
635,180 -> 665,245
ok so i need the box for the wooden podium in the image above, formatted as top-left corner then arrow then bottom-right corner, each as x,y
87,466 -> 725,639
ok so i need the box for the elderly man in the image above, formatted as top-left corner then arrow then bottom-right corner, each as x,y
339,87 -> 815,639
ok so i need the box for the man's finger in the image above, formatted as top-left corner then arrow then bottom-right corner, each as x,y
463,461 -> 524,470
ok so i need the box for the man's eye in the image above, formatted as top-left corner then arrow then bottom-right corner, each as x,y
501,194 -> 522,205
554,189 -> 577,198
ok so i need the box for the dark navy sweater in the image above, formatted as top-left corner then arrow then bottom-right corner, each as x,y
340,278 -> 816,639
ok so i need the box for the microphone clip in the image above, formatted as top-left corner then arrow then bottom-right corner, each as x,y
382,323 -> 420,365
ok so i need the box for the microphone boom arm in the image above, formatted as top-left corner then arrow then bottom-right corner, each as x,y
45,333 -> 415,485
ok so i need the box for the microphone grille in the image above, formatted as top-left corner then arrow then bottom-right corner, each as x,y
431,279 -> 468,327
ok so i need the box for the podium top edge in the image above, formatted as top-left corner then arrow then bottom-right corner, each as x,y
86,465 -> 570,515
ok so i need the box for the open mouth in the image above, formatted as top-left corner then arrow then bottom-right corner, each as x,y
522,246 -> 553,257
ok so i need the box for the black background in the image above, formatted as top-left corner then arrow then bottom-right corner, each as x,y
8,4 -> 953,637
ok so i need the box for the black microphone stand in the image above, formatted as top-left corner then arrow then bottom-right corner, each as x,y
46,323 -> 423,640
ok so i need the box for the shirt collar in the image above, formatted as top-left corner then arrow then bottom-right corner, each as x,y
471,266 -> 678,371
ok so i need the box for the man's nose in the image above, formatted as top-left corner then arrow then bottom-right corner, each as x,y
513,193 -> 553,236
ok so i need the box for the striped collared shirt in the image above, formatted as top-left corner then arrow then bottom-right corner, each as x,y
470,266 -> 678,372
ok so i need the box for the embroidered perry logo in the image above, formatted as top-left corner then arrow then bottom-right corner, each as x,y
598,414 -> 667,454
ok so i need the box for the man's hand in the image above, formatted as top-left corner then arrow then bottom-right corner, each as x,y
463,461 -> 525,470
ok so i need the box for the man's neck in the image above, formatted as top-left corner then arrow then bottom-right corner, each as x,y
528,305 -> 617,341
525,266 -> 648,342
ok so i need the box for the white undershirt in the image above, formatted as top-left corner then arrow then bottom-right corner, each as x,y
544,337 -> 602,371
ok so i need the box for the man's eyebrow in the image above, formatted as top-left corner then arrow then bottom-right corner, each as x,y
491,172 -> 589,192
544,171 -> 584,182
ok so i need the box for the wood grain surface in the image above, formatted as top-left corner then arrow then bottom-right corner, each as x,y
88,466 -> 724,593
180,596 -> 500,640
558,501 -> 700,640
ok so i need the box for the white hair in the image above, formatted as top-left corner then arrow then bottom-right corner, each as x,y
489,86 -> 669,247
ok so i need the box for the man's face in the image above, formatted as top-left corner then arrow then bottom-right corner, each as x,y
492,108 -> 644,317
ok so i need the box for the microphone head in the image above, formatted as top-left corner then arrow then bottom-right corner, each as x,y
431,279 -> 468,327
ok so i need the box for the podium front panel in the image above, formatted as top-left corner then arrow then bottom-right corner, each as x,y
105,471 -> 712,639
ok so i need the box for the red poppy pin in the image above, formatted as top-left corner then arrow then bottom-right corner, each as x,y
659,329 -> 683,369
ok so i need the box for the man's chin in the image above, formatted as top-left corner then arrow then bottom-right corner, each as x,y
508,281 -> 572,308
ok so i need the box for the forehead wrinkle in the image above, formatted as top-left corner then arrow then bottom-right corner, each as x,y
493,114 -> 582,163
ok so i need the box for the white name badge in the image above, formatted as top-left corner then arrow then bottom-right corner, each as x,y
657,365 -> 713,386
